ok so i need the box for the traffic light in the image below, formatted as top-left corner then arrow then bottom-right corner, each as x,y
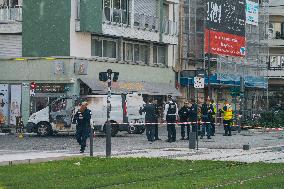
99,71 -> 119,82
30,82 -> 36,96
99,72 -> 108,82
113,72 -> 119,82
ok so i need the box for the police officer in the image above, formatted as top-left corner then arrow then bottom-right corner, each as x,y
200,99 -> 214,139
73,102 -> 92,153
210,99 -> 217,136
220,100 -> 233,136
139,98 -> 156,142
164,95 -> 178,143
178,100 -> 190,140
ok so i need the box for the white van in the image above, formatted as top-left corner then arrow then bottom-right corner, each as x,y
26,94 -> 145,136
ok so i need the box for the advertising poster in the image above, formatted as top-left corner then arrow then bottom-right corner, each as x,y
205,0 -> 246,57
9,85 -> 22,125
0,84 -> 9,125
246,0 -> 259,26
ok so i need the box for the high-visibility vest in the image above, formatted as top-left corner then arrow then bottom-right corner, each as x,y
223,104 -> 233,120
211,103 -> 217,118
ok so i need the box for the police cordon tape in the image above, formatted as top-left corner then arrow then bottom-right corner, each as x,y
107,121 -> 239,126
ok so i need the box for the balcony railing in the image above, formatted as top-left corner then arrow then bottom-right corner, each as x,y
0,6 -> 22,22
134,13 -> 159,31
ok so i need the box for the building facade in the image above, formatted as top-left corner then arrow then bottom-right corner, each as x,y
267,0 -> 284,110
178,0 -> 269,117
0,0 -> 180,126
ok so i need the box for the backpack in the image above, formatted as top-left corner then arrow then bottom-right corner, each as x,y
167,102 -> 177,115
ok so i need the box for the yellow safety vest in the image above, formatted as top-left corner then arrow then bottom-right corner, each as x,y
223,105 -> 233,120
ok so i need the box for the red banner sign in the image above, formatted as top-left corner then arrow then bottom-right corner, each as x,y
205,29 -> 246,57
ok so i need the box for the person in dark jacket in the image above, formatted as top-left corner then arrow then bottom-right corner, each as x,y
200,99 -> 214,139
189,99 -> 198,134
178,100 -> 190,140
73,102 -> 92,153
139,98 -> 157,142
164,95 -> 178,142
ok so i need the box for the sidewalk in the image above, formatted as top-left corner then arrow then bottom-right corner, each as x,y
1,144 -> 283,166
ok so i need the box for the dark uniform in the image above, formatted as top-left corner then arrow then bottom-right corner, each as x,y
178,105 -> 190,139
73,108 -> 92,153
139,103 -> 157,142
165,101 -> 178,142
200,103 -> 214,139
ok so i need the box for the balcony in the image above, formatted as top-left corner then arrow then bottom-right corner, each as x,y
0,6 -> 22,34
0,6 -> 22,22
102,12 -> 178,44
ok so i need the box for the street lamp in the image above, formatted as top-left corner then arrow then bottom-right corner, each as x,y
99,69 -> 119,157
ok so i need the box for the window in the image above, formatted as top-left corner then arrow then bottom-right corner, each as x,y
123,42 -> 149,64
124,43 -> 133,61
153,45 -> 166,65
91,37 -> 117,59
103,0 -> 129,24
103,40 -> 116,58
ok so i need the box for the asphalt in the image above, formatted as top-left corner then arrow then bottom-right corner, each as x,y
0,126 -> 283,165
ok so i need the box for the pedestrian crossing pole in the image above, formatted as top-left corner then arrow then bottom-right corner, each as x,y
106,69 -> 112,157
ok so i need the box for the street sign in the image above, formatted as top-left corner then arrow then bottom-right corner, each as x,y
194,77 -> 205,89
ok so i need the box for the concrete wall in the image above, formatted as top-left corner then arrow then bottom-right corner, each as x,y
70,0 -> 91,58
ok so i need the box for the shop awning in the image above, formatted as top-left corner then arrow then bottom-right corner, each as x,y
79,78 -> 181,96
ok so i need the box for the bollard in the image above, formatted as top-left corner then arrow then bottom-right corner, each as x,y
189,132 -> 196,149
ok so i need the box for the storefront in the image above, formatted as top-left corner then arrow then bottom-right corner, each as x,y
0,84 -> 22,126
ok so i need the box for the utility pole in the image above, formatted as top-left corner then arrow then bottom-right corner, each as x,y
106,69 -> 112,157
99,69 -> 119,157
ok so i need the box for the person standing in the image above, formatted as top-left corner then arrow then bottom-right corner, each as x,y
220,100 -> 233,136
73,102 -> 92,153
200,100 -> 213,139
139,98 -> 156,142
164,95 -> 178,143
178,100 -> 190,140
153,99 -> 161,140
189,99 -> 198,135
210,99 -> 217,136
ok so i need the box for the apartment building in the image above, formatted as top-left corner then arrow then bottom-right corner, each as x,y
268,0 -> 284,109
0,0 -> 180,125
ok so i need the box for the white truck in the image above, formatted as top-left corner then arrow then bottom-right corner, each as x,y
26,94 -> 145,136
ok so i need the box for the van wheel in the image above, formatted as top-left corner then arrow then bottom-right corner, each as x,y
37,122 -> 52,136
127,125 -> 139,134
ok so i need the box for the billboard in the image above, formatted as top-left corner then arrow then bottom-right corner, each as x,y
0,84 -> 9,125
9,85 -> 22,125
205,0 -> 246,57
246,0 -> 259,26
